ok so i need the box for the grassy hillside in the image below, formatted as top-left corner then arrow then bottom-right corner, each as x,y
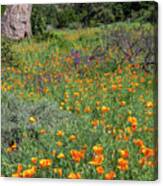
1,23 -> 157,180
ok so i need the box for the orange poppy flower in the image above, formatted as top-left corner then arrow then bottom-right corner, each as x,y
93,145 -> 103,155
69,135 -> 76,141
101,106 -> 110,113
119,149 -> 129,158
53,168 -> 63,177
138,157 -> 146,166
22,166 -> 36,178
67,172 -> 81,179
12,172 -> 20,177
73,92 -> 80,97
84,106 -> 91,113
89,154 -> 104,166
56,130 -> 64,137
133,139 -> 144,147
131,123 -> 137,132
56,141 -> 63,147
146,101 -> 154,108
31,157 -> 37,164
105,170 -> 116,180
141,147 -> 155,158
120,101 -> 126,107
96,166 -> 104,175
91,120 -> 99,127
57,153 -> 65,159
39,129 -> 47,135
112,84 -> 117,91
128,116 -> 137,125
117,158 -> 128,171
39,159 -> 52,168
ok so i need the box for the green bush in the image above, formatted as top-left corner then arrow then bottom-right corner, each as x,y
1,92 -> 78,147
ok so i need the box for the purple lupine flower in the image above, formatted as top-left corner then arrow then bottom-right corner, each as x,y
71,49 -> 76,56
74,51 -> 80,65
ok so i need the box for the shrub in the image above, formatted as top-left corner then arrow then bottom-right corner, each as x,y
1,92 -> 79,147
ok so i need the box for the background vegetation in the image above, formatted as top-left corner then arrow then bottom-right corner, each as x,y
1,2 -> 157,33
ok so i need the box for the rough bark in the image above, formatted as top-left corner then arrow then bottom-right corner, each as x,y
1,5 -> 32,40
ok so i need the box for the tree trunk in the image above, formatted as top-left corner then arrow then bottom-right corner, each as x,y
1,5 -> 32,40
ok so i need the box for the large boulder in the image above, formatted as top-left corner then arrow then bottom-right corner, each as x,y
1,5 -> 32,40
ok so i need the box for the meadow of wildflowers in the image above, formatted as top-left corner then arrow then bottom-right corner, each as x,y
1,23 -> 157,180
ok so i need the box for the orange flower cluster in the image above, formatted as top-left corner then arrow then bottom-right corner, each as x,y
117,148 -> 129,171
12,164 -> 23,177
133,138 -> 144,147
89,154 -> 104,166
22,166 -> 37,178
133,138 -> 155,158
12,164 -> 37,178
39,159 -> 52,168
128,116 -> 137,132
139,154 -> 156,168
70,149 -> 85,163
89,145 -> 104,166
67,172 -> 81,179
133,138 -> 156,167
140,147 -> 155,158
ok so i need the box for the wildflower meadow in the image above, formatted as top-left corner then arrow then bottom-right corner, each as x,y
1,3 -> 158,181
